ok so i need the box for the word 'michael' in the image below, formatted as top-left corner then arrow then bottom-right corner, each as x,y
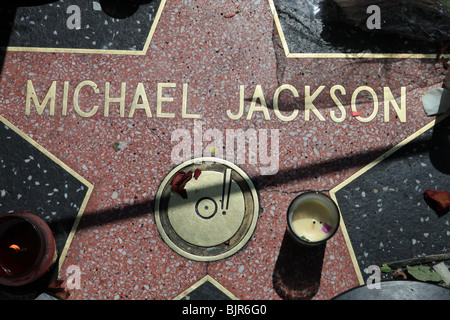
25,80 -> 407,123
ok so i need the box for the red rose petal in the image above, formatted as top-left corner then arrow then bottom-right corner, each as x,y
194,168 -> 202,180
424,190 -> 450,212
171,171 -> 193,199
171,171 -> 185,192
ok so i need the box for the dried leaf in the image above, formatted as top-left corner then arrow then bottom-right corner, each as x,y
393,269 -> 407,279
224,12 -> 238,18
406,265 -> 442,282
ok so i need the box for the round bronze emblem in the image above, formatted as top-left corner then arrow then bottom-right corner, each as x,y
155,157 -> 259,261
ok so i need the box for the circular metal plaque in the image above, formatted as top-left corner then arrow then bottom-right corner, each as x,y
155,157 -> 259,261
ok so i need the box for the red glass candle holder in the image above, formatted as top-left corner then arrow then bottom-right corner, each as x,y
0,211 -> 57,287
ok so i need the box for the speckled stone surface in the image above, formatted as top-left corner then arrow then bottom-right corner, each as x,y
1,0 -> 161,51
273,0 -> 442,54
0,117 -> 91,299
0,120 -> 89,253
0,0 -> 448,300
334,114 -> 450,283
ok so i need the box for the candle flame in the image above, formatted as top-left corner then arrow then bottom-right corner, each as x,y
9,244 -> 27,252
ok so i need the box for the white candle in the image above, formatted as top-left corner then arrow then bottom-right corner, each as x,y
288,192 -> 339,243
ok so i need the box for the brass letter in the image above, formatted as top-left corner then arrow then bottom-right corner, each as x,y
383,87 -> 406,122
330,85 -> 347,122
156,83 -> 176,118
273,84 -> 299,122
247,85 -> 270,120
129,83 -> 151,118
351,86 -> 378,123
104,82 -> 126,117
62,81 -> 69,116
73,80 -> 99,118
305,86 -> 326,121
25,80 -> 56,116
227,85 -> 245,120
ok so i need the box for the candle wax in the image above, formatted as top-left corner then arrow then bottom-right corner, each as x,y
291,198 -> 337,242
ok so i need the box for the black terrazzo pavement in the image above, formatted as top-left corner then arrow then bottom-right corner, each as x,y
334,114 -> 450,282
273,0 -> 442,55
0,119 -> 90,299
0,0 -> 162,51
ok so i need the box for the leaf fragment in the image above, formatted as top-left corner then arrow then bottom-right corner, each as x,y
112,141 -> 128,152
112,142 -> 120,152
406,265 -> 442,282
380,265 -> 392,273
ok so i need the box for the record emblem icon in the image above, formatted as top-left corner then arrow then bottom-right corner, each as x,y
155,157 -> 259,261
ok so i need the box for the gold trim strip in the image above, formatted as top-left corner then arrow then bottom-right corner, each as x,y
2,0 -> 166,56
269,0 -> 290,58
329,192 -> 364,284
58,180 -> 93,272
173,275 -> 239,300
0,114 -> 94,274
269,0 -> 449,59
329,110 -> 450,285
287,53 -> 444,59
3,46 -> 148,56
